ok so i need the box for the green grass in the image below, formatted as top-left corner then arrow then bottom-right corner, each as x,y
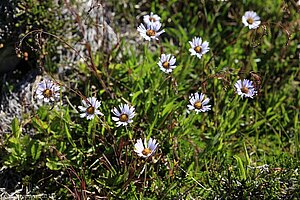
1,0 -> 300,199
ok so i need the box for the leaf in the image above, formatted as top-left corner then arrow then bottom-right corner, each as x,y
64,107 -> 71,121
233,155 -> 246,180
65,123 -> 76,148
46,158 -> 63,170
11,118 -> 21,138
229,99 -> 248,131
243,142 -> 250,166
32,117 -> 48,132
31,141 -> 43,161
87,117 -> 96,145
252,119 -> 266,129
161,100 -> 176,117
37,106 -> 48,120
132,91 -> 143,104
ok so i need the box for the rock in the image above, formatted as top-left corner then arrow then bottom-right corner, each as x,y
0,44 -> 21,74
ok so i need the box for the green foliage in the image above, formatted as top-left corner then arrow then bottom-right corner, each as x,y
1,0 -> 300,198
4,118 -> 44,171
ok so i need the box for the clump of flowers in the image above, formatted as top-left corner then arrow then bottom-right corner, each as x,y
36,79 -> 60,103
134,137 -> 158,158
143,12 -> 161,25
242,11 -> 261,29
137,12 -> 164,41
137,22 -> 165,41
78,97 -> 103,120
187,92 -> 211,113
234,79 -> 257,98
158,54 -> 177,74
112,104 -> 136,127
188,37 -> 210,59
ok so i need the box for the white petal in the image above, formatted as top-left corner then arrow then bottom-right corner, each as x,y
112,107 -> 121,116
189,41 -> 195,48
112,116 -> 120,122
80,113 -> 86,118
129,106 -> 135,113
81,99 -> 88,107
169,57 -> 176,65
95,110 -> 103,116
161,54 -> 166,61
202,98 -> 210,105
87,114 -> 94,120
196,53 -> 203,59
117,121 -> 127,126
187,105 -> 195,110
78,106 -> 86,112
95,100 -> 101,109
196,37 -> 202,46
36,94 -> 44,99
189,49 -> 196,55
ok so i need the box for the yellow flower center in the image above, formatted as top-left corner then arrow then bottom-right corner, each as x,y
120,114 -> 128,122
194,46 -> 202,53
149,17 -> 156,22
43,89 -> 53,98
86,106 -> 95,114
241,86 -> 249,94
146,29 -> 156,37
247,18 -> 254,24
194,101 -> 202,109
162,61 -> 170,69
142,148 -> 152,156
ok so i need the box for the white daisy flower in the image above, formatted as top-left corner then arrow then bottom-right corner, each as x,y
298,0 -> 300,6
158,54 -> 177,74
36,79 -> 60,103
137,22 -> 165,41
187,92 -> 211,113
78,97 -> 103,120
242,11 -> 261,29
234,79 -> 257,99
188,37 -> 210,59
134,137 -> 158,158
112,104 -> 136,127
143,12 -> 161,25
